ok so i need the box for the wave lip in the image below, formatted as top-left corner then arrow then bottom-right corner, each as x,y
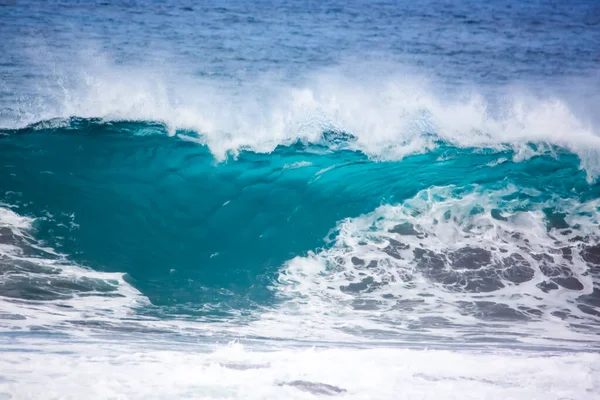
2,60 -> 600,177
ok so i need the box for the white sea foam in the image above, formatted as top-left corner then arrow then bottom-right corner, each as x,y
0,206 -> 34,230
0,206 -> 149,333
0,338 -> 598,400
258,184 -> 600,346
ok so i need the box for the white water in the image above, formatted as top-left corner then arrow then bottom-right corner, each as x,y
0,206 -> 148,333
1,338 -> 598,400
263,184 -> 600,346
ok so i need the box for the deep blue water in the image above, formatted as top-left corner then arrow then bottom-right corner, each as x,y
1,0 -> 600,344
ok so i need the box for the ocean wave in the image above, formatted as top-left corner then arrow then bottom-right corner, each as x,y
1,116 -> 599,346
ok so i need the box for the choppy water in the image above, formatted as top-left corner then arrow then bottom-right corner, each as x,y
1,1 -> 600,399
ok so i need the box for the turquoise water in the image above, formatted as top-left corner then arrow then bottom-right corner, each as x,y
1,117 -> 599,333
2,1 -> 600,398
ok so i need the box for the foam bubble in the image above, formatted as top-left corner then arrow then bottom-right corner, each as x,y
265,184 -> 600,347
0,338 -> 598,400
0,206 -> 34,230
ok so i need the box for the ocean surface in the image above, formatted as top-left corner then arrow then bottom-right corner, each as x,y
1,1 -> 600,398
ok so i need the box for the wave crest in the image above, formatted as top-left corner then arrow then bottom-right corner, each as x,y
3,58 -> 600,177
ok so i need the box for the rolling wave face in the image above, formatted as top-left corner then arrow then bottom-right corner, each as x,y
1,118 -> 599,347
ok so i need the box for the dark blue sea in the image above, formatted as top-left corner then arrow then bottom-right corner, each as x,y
1,1 -> 600,398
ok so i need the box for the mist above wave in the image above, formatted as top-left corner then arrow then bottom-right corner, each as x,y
3,52 -> 600,178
